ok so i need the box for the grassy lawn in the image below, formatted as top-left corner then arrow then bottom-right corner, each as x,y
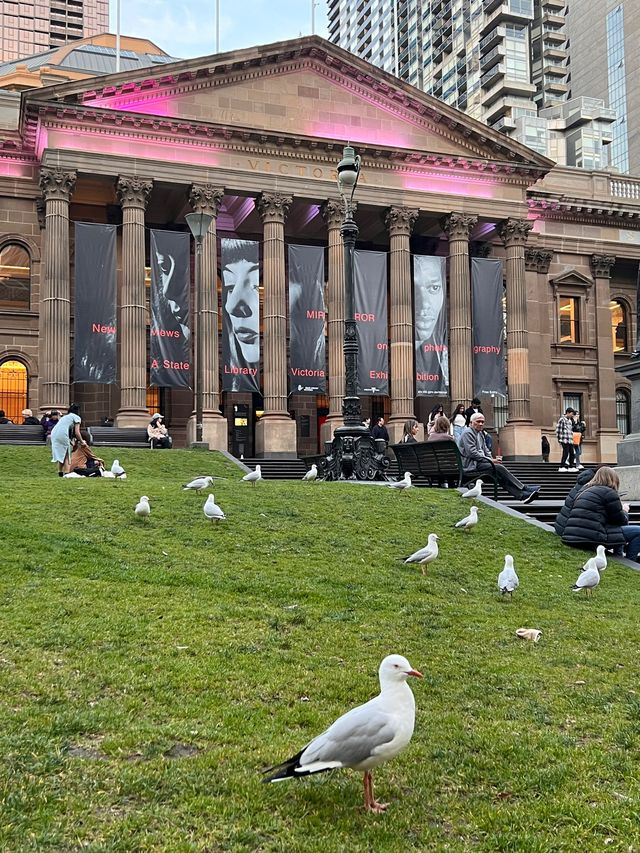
1,446 -> 639,852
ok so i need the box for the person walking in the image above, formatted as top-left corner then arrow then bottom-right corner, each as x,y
400,419 -> 419,443
541,435 -> 550,463
556,407 -> 577,472
450,404 -> 467,444
50,404 -> 85,475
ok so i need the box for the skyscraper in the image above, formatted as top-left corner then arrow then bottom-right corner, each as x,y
328,0 -> 617,171
0,0 -> 109,63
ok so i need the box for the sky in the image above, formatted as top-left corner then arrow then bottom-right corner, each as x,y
109,0 -> 329,60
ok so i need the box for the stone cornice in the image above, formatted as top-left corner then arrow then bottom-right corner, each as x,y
528,195 -> 640,223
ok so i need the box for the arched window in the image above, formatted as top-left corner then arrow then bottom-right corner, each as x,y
0,243 -> 31,311
0,359 -> 27,422
610,299 -> 628,352
616,388 -> 630,435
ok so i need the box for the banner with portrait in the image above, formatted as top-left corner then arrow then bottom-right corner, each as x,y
221,238 -> 260,393
353,250 -> 388,395
150,229 -> 192,388
74,222 -> 117,384
471,257 -> 506,397
414,255 -> 448,396
288,244 -> 326,394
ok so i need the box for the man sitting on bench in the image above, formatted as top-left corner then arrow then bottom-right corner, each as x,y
459,413 -> 540,504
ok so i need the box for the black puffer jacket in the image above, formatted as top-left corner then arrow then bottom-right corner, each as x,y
554,469 -> 595,536
560,483 -> 628,548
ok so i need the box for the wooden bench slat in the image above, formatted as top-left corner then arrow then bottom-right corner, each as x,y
0,424 -> 45,444
87,427 -> 151,448
389,440 -> 498,499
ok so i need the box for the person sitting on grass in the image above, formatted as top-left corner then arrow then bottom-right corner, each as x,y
69,431 -> 105,477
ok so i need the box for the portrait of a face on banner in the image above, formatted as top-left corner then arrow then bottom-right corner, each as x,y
74,222 -> 117,384
353,249 -> 389,395
288,244 -> 326,394
150,229 -> 192,388
414,255 -> 448,396
221,238 -> 261,393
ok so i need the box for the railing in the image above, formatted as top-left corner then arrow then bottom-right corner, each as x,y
610,179 -> 640,201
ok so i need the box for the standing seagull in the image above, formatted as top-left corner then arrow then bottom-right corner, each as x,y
203,493 -> 226,522
454,506 -> 479,532
387,472 -> 412,491
587,544 -> 607,573
302,464 -> 318,482
111,459 -> 126,478
263,654 -> 422,814
243,465 -> 262,486
403,533 -> 439,574
461,479 -> 482,499
498,554 -> 519,597
572,558 -> 601,597
134,495 -> 150,522
183,475 -> 214,492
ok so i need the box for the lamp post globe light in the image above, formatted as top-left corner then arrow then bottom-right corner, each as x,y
323,145 -> 389,480
185,211 -> 214,449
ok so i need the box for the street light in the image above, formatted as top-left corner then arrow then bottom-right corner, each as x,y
185,211 -> 214,448
323,145 -> 389,480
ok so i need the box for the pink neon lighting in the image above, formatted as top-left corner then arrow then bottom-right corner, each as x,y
0,158 -> 35,178
403,174 -> 496,200
86,95 -> 174,117
306,122 -> 410,149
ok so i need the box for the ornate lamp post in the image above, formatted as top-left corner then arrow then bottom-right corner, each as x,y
323,145 -> 389,480
185,211 -> 214,448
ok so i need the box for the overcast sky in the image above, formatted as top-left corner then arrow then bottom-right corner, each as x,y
109,0 -> 329,60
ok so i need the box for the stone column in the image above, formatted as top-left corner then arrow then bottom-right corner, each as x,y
443,212 -> 477,409
186,184 -> 228,450
498,218 -> 540,459
525,248 -> 553,438
255,192 -> 296,457
38,168 -> 76,413
320,199 -> 345,445
386,206 -> 420,443
591,254 -> 619,462
116,175 -> 152,427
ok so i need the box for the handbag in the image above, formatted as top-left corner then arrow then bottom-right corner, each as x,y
572,431 -> 582,445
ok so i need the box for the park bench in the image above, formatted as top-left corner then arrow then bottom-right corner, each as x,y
87,427 -> 152,448
0,424 -> 45,444
389,440 -> 498,499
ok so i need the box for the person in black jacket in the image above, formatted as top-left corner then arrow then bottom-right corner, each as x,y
371,417 -> 389,443
554,468 -> 595,536
464,398 -> 483,426
560,466 -> 640,559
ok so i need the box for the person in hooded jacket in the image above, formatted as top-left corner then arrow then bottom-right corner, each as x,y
560,466 -> 640,560
554,468 -> 595,536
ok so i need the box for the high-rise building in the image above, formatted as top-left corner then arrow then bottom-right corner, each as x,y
0,0 -> 109,63
328,0 -> 617,171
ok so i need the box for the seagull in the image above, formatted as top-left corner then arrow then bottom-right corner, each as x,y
111,459 -> 126,478
243,465 -> 262,486
461,479 -> 482,499
586,545 -> 607,573
387,472 -> 412,491
572,558 -> 601,597
498,554 -> 519,597
183,475 -> 214,492
403,533 -> 439,575
302,464 -> 318,482
100,470 -> 116,478
454,506 -> 479,532
263,654 -> 422,814
203,493 -> 226,522
134,496 -> 150,522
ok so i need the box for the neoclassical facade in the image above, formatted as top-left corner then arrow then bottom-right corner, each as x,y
1,35 -> 639,461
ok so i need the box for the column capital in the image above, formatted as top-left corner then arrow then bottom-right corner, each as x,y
39,167 -> 76,202
385,206 -> 419,237
321,198 -> 344,229
499,218 -> 532,247
189,184 -> 224,217
116,175 -> 153,209
591,254 -> 616,279
257,192 -> 292,224
525,248 -> 553,273
442,212 -> 477,240
35,197 -> 46,230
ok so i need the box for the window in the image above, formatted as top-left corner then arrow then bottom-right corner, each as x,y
616,388 -> 630,435
559,297 -> 580,343
610,300 -> 628,352
0,359 -> 27,423
146,385 -> 161,416
0,243 -> 31,311
563,393 -> 583,419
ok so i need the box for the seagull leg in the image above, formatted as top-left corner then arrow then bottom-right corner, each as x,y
363,770 -> 388,814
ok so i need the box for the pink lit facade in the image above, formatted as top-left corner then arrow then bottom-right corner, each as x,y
0,0 -> 108,62
0,35 -> 639,460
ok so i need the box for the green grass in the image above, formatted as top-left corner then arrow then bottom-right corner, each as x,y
1,446 -> 639,852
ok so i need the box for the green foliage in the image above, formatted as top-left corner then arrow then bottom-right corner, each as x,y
1,447 -> 639,851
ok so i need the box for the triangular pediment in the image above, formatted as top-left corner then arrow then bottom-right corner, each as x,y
25,36 -> 553,172
551,268 -> 594,287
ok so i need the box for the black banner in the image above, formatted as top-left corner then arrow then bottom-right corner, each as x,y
414,255 -> 448,396
353,250 -> 388,395
150,230 -> 191,388
288,244 -> 326,394
221,238 -> 260,393
74,223 -> 117,384
471,257 -> 506,396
